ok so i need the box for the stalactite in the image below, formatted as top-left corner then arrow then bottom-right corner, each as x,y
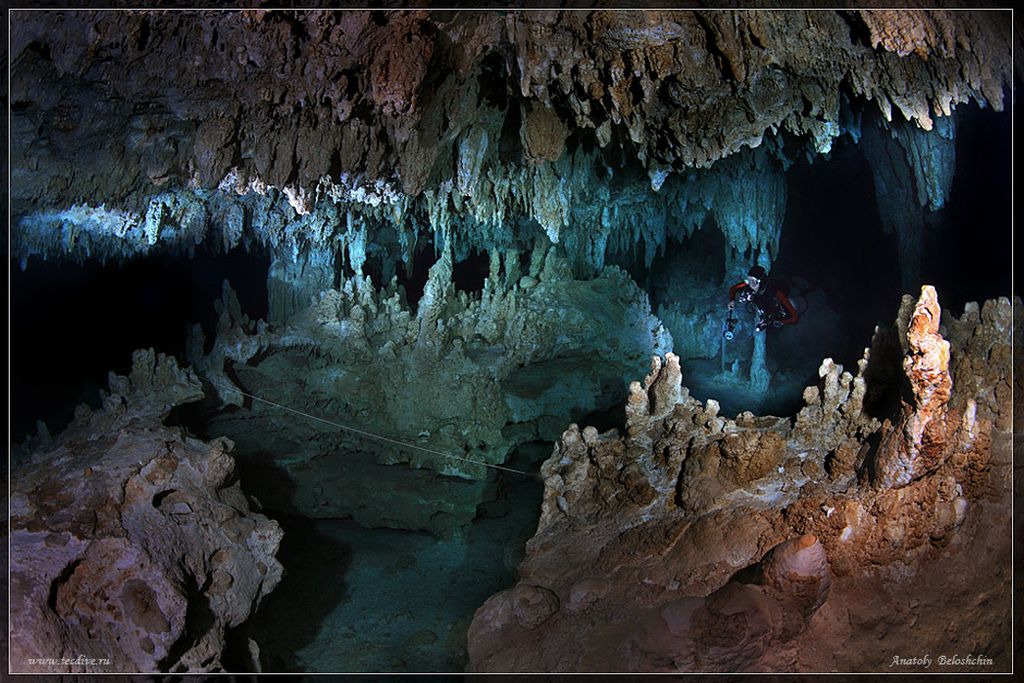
267,245 -> 335,324
722,245 -> 745,287
861,114 -> 956,293
7,125 -> 803,309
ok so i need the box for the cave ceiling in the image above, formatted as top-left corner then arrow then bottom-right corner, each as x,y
9,8 -> 1013,274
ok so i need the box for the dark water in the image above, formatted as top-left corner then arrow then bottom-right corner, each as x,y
9,244 -> 269,442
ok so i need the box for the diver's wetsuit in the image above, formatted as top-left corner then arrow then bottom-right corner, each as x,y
728,280 -> 799,330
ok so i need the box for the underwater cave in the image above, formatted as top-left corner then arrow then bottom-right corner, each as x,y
7,8 -> 1016,676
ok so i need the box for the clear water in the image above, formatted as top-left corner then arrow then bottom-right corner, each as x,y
251,461 -> 542,673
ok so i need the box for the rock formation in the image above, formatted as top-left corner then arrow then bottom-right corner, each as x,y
186,244 -> 670,535
9,350 -> 284,674
467,287 -> 1014,673
11,11 -> 1009,453
618,534 -> 831,672
861,115 -> 956,291
11,10 -> 1010,285
10,12 -> 1010,477
874,285 -> 954,488
6,9 -> 1014,673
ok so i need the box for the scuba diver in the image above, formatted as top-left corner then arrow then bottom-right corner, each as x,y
727,265 -> 799,332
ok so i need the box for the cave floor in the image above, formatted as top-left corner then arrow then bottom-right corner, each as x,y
251,474 -> 541,673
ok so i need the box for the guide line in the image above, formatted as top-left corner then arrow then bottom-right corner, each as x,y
200,374 -> 535,477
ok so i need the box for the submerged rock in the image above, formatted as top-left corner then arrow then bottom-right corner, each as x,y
9,352 -> 283,674
875,285 -> 955,488
192,252 -> 670,536
5,8 -> 1013,674
467,288 -> 1014,672
620,534 -> 831,672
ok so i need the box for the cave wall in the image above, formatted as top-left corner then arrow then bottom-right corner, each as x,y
9,5 -> 1013,537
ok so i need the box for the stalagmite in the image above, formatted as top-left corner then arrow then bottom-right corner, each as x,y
468,289 -> 1013,672
874,285 -> 953,489
749,329 -> 770,393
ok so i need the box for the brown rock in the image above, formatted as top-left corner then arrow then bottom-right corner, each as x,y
9,352 -> 283,674
469,292 -> 1012,673
512,583 -> 561,629
876,285 -> 954,489
520,102 -> 569,163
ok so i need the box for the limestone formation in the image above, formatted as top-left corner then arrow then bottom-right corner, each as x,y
11,10 -> 1010,291
619,534 -> 831,672
6,10 -> 1014,673
11,14 -> 1004,456
862,116 -> 956,290
875,285 -> 954,489
190,246 -> 671,535
467,288 -> 1014,672
9,352 -> 283,674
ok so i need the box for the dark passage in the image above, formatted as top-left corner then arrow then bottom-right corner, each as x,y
770,106 -> 1011,409
394,241 -> 436,313
635,104 -> 1012,419
10,245 -> 269,442
772,133 -> 902,382
921,104 -> 1012,313
453,249 -> 490,295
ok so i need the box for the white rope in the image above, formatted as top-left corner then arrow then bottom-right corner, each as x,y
201,374 -> 534,477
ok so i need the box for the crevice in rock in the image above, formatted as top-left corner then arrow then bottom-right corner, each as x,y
838,10 -> 874,49
47,559 -> 82,613
394,239 -> 437,313
158,573 -> 216,672
477,51 -> 510,111
452,249 -> 489,295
